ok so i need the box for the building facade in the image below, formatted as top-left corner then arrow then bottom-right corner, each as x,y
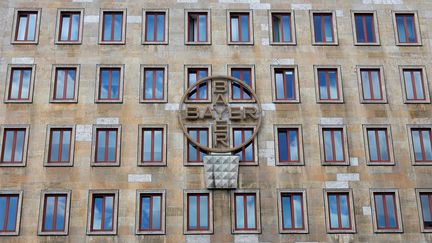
0,0 -> 432,242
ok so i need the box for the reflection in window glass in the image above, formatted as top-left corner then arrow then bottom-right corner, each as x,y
281,193 -> 304,230
140,194 -> 162,231
314,13 -> 334,43
102,12 -> 123,42
318,69 -> 339,100
411,129 -> 432,162
235,194 -> 256,230
367,128 -> 390,163
142,128 -> 163,163
187,194 -> 209,231
0,195 -> 19,232
374,192 -> 398,230
95,129 -> 117,163
396,14 -> 417,43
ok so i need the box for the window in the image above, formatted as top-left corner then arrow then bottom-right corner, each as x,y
141,66 -> 167,102
187,68 -> 209,101
52,67 -> 77,101
144,11 -> 166,43
99,10 -> 126,44
371,190 -> 402,232
276,127 -> 302,165
136,190 -> 165,235
91,125 -> 121,166
231,190 -> 261,233
400,68 -> 430,103
87,190 -> 118,235
96,65 -> 124,103
394,12 -> 421,45
233,128 -> 255,164
357,67 -> 386,103
12,9 -> 40,44
270,11 -> 295,44
316,68 -> 340,101
364,127 -> 393,165
57,10 -> 82,43
47,128 -> 73,165
408,126 -> 432,164
324,191 -> 355,233
139,125 -> 167,166
279,191 -> 307,233
353,12 -> 378,45
5,66 -> 35,103
38,190 -> 71,235
228,11 -> 253,44
416,189 -> 432,232
231,67 -> 253,101
187,128 -> 208,164
274,68 -> 296,101
186,11 -> 210,44
0,126 -> 29,166
312,12 -> 337,45
184,191 -> 213,234
319,126 -> 349,165
0,191 -> 22,236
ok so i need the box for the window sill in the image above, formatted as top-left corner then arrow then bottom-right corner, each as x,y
366,161 -> 396,166
185,41 -> 212,45
55,41 -> 82,45
90,162 -> 120,167
142,41 -> 169,45
354,42 -> 381,46
270,42 -> 297,46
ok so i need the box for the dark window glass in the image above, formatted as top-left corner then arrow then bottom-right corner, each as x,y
420,193 -> 432,229
139,194 -> 162,231
235,193 -> 256,230
403,69 -> 425,101
355,13 -> 376,43
275,69 -> 295,100
187,128 -> 208,163
42,194 -> 67,232
0,195 -> 19,232
327,193 -> 351,230
188,68 -> 208,100
313,13 -> 334,43
99,68 -> 120,100
231,68 -> 252,100
281,193 -> 304,230
411,129 -> 432,162
9,68 -> 32,100
230,13 -> 250,42
374,192 -> 398,230
59,12 -> 80,41
15,11 -> 38,41
142,128 -> 163,163
1,129 -> 26,164
95,129 -> 117,163
278,128 -> 299,163
144,68 -> 164,100
102,12 -> 123,42
188,13 -> 208,42
48,129 -> 72,163
145,12 -> 165,42
322,128 -> 345,163
318,69 -> 339,100
187,193 -> 209,231
367,128 -> 390,163
396,14 -> 417,43
272,13 -> 292,43
91,194 -> 114,231
233,128 -> 254,163
361,69 -> 382,101
54,68 -> 76,100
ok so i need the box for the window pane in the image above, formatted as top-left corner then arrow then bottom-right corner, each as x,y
200,196 -> 209,228
368,131 -> 378,161
293,195 -> 303,228
10,70 -> 21,99
152,196 -> 161,230
371,71 -> 382,100
111,70 -> 120,99
141,197 -> 150,229
318,71 -> 327,99
154,130 -> 162,161
323,130 -> 333,161
235,196 -> 244,229
328,71 -> 338,99
66,70 -> 75,99
240,15 -> 249,42
60,16 -> 70,41
189,196 -> 197,228
44,196 -> 55,230
361,71 -> 371,100
17,16 -> 27,40
420,195 -> 432,228
146,15 -> 155,41
365,15 -> 374,42
423,131 -> 432,161
340,195 -> 350,228
334,130 -> 344,161
103,14 -> 112,41
92,197 -> 103,230
272,16 -> 280,42
188,130 -> 197,161
278,130 -> 288,161
144,70 -> 154,99
155,70 -> 164,99
378,130 -> 389,161
2,131 -> 14,162
412,130 -> 423,161
0,197 -> 6,230
289,130 -> 299,161
50,131 -> 60,162
199,15 -> 207,42
386,195 -> 397,228
413,71 -> 424,99
56,196 -> 66,230
231,17 -> 239,41
14,131 -> 25,162
404,71 -> 414,100
96,131 -> 106,162
61,131 -> 71,162
71,14 -> 80,41
108,131 -> 117,161
199,131 -> 208,161
406,16 -> 416,42
324,15 -> 333,42
282,196 -> 292,229
6,197 -> 18,231
20,70 -> 31,99
113,14 -> 122,41
55,70 -> 65,99
396,16 -> 406,43
275,72 -> 284,99
282,15 -> 291,42
143,130 -> 152,161
313,15 -> 322,42
246,195 -> 255,228
328,195 -> 339,228
375,195 -> 386,228
27,14 -> 37,41
104,196 -> 113,230
156,15 -> 165,41
100,70 -> 109,99
355,15 -> 365,42
285,71 -> 295,99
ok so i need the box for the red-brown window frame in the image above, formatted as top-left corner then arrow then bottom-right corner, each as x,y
411,128 -> 432,162
373,192 -> 399,230
281,193 -> 305,230
355,13 -> 376,43
274,68 -> 296,101
90,194 -> 115,232
1,128 -> 26,164
187,193 -> 210,231
145,12 -> 166,42
58,11 -> 81,42
188,68 -> 209,100
229,13 -> 250,42
0,194 -> 19,232
322,128 -> 345,163
403,69 -> 426,101
41,194 -> 67,232
47,128 -> 72,164
187,128 -> 208,163
420,193 -> 432,229
14,11 -> 38,41
272,13 -> 292,43
277,128 -> 300,163
233,128 -> 255,163
395,14 -> 418,43
95,128 -> 118,163
8,68 -> 32,101
327,192 -> 352,230
367,128 -> 391,163
314,13 -> 334,43
138,193 -> 163,231
98,68 -> 121,101
318,69 -> 340,101
143,68 -> 165,100
360,69 -> 383,101
53,68 -> 77,101
141,128 -> 164,163
234,193 -> 257,231
231,68 -> 252,100
187,12 -> 208,43
101,11 -> 124,42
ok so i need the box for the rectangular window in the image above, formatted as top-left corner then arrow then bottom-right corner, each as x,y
274,68 -> 296,101
272,13 -> 292,43
139,194 -> 162,231
145,12 -> 165,42
230,13 -> 250,43
318,69 -> 339,101
98,68 -> 120,101
367,128 -> 390,163
48,128 -> 72,164
327,192 -> 352,230
8,68 -> 32,101
102,11 -> 123,42
143,68 -> 164,101
1,128 -> 26,164
281,193 -> 304,230
41,194 -> 67,232
0,194 -> 19,233
411,129 -> 432,163
188,13 -> 208,43
58,12 -> 80,42
234,193 -> 257,231
187,193 -> 210,231
373,192 -> 399,230
15,11 -> 38,42
313,13 -> 334,43
233,128 -> 254,163
231,68 -> 252,100
90,194 -> 115,232
53,68 -> 76,101
187,128 -> 208,163
188,68 -> 208,100
360,69 -> 383,101
419,192 -> 432,230
277,128 -> 299,163
395,13 -> 417,44
354,13 -> 376,43
141,128 -> 163,164
402,69 -> 426,101
95,128 -> 118,164
322,128 -> 345,163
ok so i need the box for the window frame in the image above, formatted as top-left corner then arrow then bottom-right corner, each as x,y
231,189 -> 261,234
50,64 -> 80,103
277,189 -> 308,234
415,189 -> 432,233
0,190 -> 23,236
230,125 -> 258,166
0,125 -> 30,167
310,10 -> 338,46
86,190 -> 119,235
370,189 -> 403,233
274,125 -> 304,166
4,64 -> 36,104
184,64 -> 212,103
37,190 -> 71,236
185,9 -> 211,45
268,10 -> 296,45
11,8 -> 41,44
318,125 -> 350,166
314,65 -> 344,103
142,9 -> 169,45
392,11 -> 422,46
227,10 -> 254,45
91,124 -> 121,167
323,189 -> 356,233
95,64 -> 124,103
351,10 -> 380,46
227,64 -> 256,103
271,65 -> 300,103
407,125 -> 432,165
140,65 -> 168,103
356,65 -> 387,104
183,190 -> 213,234
137,124 -> 167,166
398,66 -> 430,104
135,189 -> 166,235
363,125 -> 395,166
43,125 -> 75,167
98,9 -> 126,45
184,125 -> 211,166
55,8 -> 84,45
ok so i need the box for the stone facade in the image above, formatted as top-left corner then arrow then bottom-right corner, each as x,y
0,0 -> 431,242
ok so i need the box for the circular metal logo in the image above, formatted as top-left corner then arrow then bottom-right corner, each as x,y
178,75 -> 262,153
